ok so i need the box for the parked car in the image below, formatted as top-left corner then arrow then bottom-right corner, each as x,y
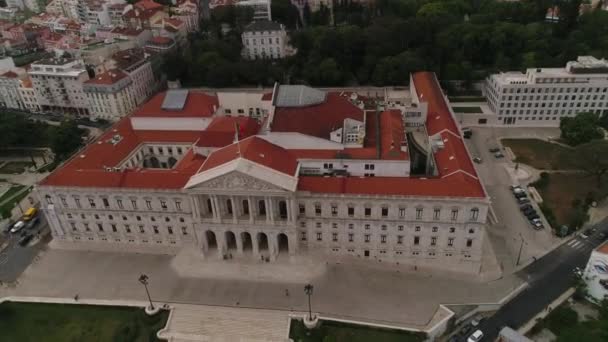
514,192 -> 527,199
25,217 -> 40,230
530,219 -> 544,230
581,228 -> 595,239
470,316 -> 484,327
517,197 -> 531,205
473,157 -> 482,164
467,330 -> 484,342
520,204 -> 533,211
494,152 -> 504,158
510,185 -> 524,193
18,233 -> 33,247
526,213 -> 540,220
10,221 -> 25,233
2,220 -> 15,234
489,147 -> 500,153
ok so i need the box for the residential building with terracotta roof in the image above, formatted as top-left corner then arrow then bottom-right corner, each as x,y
84,68 -> 138,121
36,73 -> 490,275
106,47 -> 159,108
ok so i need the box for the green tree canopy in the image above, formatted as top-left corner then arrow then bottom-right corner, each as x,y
560,112 -> 604,146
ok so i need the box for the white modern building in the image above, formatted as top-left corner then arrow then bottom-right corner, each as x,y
0,70 -> 25,110
484,56 -> 608,126
582,240 -> 608,303
36,72 -> 490,275
241,20 -> 292,60
29,58 -> 91,116
83,69 -> 137,121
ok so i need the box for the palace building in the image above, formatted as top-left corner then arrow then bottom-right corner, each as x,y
36,72 -> 490,274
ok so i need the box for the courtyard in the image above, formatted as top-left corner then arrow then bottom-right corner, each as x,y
0,301 -> 169,342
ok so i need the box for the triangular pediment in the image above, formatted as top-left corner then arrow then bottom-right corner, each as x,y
187,171 -> 289,192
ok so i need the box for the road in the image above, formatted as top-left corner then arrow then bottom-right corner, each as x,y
0,218 -> 49,282
476,220 -> 608,341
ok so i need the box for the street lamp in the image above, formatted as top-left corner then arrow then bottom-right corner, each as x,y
304,283 -> 314,321
516,234 -> 526,266
138,274 -> 154,310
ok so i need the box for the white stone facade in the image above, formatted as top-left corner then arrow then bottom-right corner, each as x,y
241,21 -> 291,60
484,56 -> 608,126
84,73 -> 138,121
0,73 -> 25,110
29,58 -> 91,116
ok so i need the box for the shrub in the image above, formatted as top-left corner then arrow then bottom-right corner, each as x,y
546,306 -> 578,335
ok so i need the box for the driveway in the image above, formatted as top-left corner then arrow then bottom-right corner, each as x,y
464,127 -> 562,272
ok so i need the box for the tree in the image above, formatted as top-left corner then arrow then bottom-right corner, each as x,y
271,0 -> 301,29
560,112 -> 604,146
577,140 -> 608,187
50,120 -> 86,161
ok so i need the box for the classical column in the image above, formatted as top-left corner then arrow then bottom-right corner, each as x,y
288,233 -> 297,255
269,232 -> 277,261
265,197 -> 271,223
286,198 -> 292,222
236,233 -> 244,256
217,230 -> 227,259
248,197 -> 254,223
268,197 -> 275,224
252,232 -> 260,259
231,196 -> 237,224
190,196 -> 200,220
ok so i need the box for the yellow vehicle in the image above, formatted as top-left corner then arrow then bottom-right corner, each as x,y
22,207 -> 37,221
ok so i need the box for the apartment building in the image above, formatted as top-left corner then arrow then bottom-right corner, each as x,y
36,72 -> 489,275
83,69 -> 137,121
29,58 -> 91,116
484,56 -> 608,126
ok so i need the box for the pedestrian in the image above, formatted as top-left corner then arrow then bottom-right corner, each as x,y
74,294 -> 79,301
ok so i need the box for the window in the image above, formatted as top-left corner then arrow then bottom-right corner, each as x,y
84,223 -> 90,231
331,205 -> 338,216
299,204 -> 305,214
414,236 -> 420,245
316,222 -> 322,228
380,235 -> 387,243
399,207 -> 405,218
315,203 -> 321,216
332,233 -> 338,242
364,164 -> 375,170
316,232 -> 322,241
431,237 -> 437,246
348,233 -> 354,242
60,196 -> 67,206
448,237 -> 454,247
466,239 -> 473,247
364,207 -> 371,217
175,201 -> 182,211
433,208 -> 440,220
131,200 -> 138,209
125,225 -> 131,233
398,225 -> 404,231
111,224 -> 117,232
469,228 -> 475,234
146,200 -> 152,210
381,207 -> 388,217
88,198 -> 96,208
416,208 -> 423,220
432,227 -> 438,233
449,227 -> 456,233
97,223 -> 103,232
332,223 -> 338,229
323,163 -> 333,169
397,235 -> 403,244
415,226 -> 421,232
451,209 -> 458,220
348,206 -> 354,216
364,224 -> 370,230
181,227 -> 188,235
470,208 -> 479,221
301,231 -> 307,241
153,226 -> 159,234
75,198 -> 81,208
364,234 -> 370,242
167,227 -> 173,235
117,199 -> 123,209
165,217 -> 170,222
161,200 -> 167,210
102,198 -> 109,208
45,195 -> 53,204
94,214 -> 99,219
67,213 -> 72,219
139,225 -> 145,233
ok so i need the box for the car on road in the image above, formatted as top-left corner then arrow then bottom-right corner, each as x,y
473,157 -> 482,164
2,220 -> 15,234
467,330 -> 484,342
18,233 -> 33,247
459,324 -> 472,337
25,217 -> 40,230
489,147 -> 500,153
517,197 -> 531,205
581,228 -> 595,239
597,232 -> 606,241
10,221 -> 25,233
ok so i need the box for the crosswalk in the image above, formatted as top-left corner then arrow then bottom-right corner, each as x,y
565,238 -> 594,252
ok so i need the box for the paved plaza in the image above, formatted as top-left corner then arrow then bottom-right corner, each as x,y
0,244 -> 523,331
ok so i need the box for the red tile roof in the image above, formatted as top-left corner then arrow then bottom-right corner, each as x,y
2,71 -> 18,78
271,92 -> 364,139
40,118 -> 204,189
148,36 -> 173,44
261,92 -> 272,101
380,110 -> 408,160
85,69 -> 128,85
199,136 -> 298,176
196,116 -> 260,148
135,0 -> 163,10
132,91 -> 218,118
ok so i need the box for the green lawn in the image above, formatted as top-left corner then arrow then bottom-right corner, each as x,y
0,185 -> 26,204
0,185 -> 30,218
530,304 -> 608,342
0,302 -> 169,342
289,319 -> 425,342
502,139 -> 580,170
0,161 -> 34,174
452,106 -> 483,113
